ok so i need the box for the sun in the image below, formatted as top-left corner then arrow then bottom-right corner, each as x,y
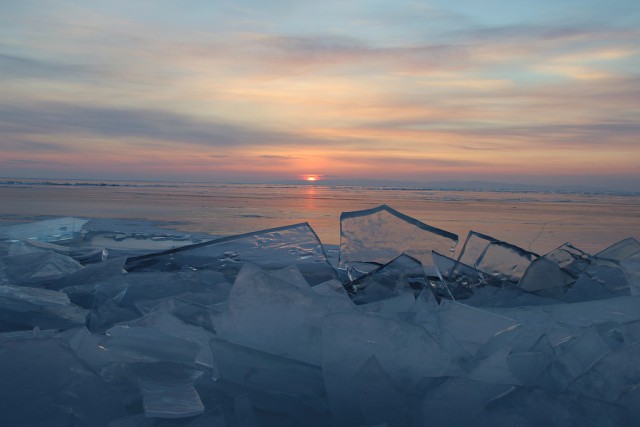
306,176 -> 317,182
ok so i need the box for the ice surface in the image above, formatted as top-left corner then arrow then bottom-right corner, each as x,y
0,211 -> 639,425
338,205 -> 458,278
125,222 -> 337,286
458,231 -> 538,285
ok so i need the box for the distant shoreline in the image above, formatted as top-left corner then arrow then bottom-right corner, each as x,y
1,177 -> 637,196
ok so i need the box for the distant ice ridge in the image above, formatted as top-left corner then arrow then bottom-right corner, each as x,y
0,207 -> 639,426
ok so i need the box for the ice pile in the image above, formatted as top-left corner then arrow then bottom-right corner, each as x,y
1,205 -> 639,427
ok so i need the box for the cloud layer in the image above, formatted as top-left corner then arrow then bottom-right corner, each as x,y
1,1 -> 638,189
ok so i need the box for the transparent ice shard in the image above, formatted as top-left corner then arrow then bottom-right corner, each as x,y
322,312 -> 459,426
101,326 -> 200,365
125,222 -> 337,286
0,285 -> 88,331
338,205 -> 458,277
349,254 -> 429,305
0,217 -> 88,242
518,243 -> 592,298
128,362 -> 205,419
432,250 -> 501,300
216,264 -> 342,366
0,338 -> 125,426
597,237 -> 640,294
458,231 -> 538,286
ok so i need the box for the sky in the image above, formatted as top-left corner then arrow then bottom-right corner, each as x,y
1,0 -> 639,190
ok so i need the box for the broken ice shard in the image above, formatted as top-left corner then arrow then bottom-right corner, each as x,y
125,222 -> 337,286
0,250 -> 84,287
518,242 -> 591,299
0,285 -> 88,331
88,270 -> 230,332
0,217 -> 88,242
349,253 -> 430,305
216,263 -> 344,366
458,231 -> 538,286
563,256 -> 633,302
432,250 -> 501,300
322,311 -> 459,426
597,237 -> 640,295
338,204 -> 458,278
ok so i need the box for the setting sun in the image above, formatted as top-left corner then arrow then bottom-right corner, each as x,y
306,176 -> 317,182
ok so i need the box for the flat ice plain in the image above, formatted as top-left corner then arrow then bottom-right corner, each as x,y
1,206 -> 639,426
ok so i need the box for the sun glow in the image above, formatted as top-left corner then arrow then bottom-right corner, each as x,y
306,176 -> 317,182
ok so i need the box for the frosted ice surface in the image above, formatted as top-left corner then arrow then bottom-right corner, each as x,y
519,243 -> 591,298
322,312 -> 459,425
128,362 -> 205,419
338,205 -> 458,277
0,217 -> 88,242
0,338 -> 125,426
349,253 -> 429,305
125,222 -> 337,286
458,231 -> 538,285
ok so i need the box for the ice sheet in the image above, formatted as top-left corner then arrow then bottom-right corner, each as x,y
125,222 -> 337,286
338,205 -> 458,277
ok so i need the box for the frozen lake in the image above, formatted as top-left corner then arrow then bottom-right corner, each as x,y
1,178 -> 638,254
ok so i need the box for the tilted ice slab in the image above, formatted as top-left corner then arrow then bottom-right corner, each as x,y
339,204 -> 458,279
458,231 -> 538,286
125,222 -> 337,286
